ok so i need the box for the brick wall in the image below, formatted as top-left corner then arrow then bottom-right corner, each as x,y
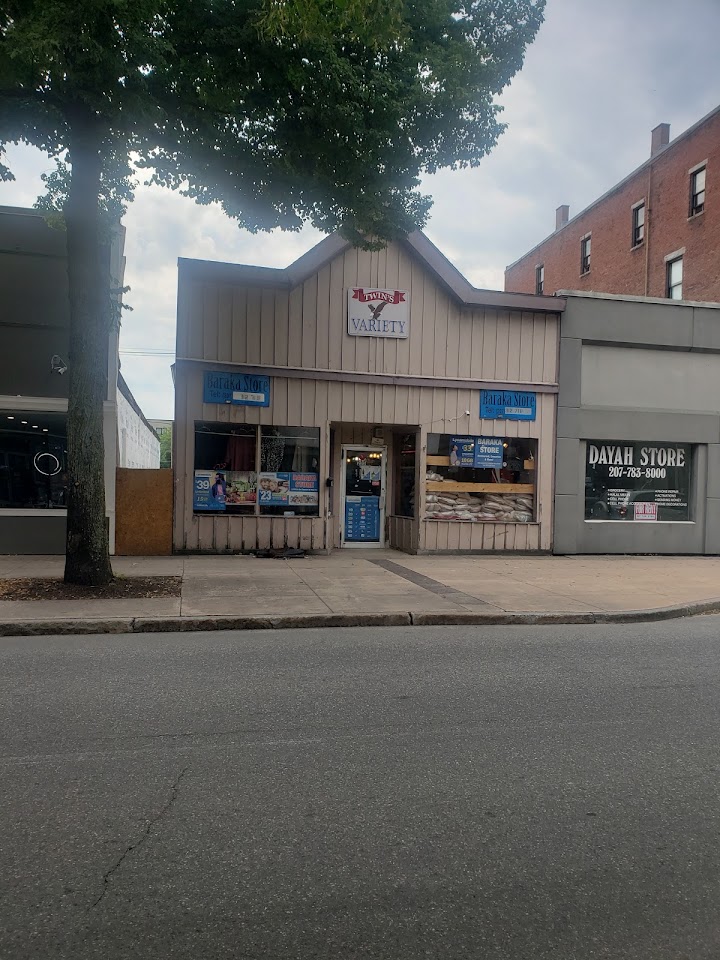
505,109 -> 720,302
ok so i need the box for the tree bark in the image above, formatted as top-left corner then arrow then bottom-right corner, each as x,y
63,111 -> 114,586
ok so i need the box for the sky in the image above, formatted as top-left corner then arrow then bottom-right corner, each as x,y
2,0 -> 720,420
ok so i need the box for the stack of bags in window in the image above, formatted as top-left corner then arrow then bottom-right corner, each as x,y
425,487 -> 533,523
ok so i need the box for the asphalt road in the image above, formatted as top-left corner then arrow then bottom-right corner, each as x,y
2,619 -> 720,959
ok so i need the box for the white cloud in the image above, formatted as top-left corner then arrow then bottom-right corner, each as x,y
3,0 -> 720,417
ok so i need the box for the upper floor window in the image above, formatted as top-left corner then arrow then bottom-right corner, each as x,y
690,166 -> 706,217
667,256 -> 683,300
580,235 -> 591,275
535,264 -> 544,295
632,202 -> 645,247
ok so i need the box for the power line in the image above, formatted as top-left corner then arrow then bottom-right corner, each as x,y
120,348 -> 175,357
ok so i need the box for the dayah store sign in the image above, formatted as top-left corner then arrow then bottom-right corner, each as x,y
347,288 -> 409,338
584,441 -> 691,522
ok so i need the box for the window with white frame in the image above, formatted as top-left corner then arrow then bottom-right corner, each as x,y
690,166 -> 706,217
632,202 -> 645,247
580,235 -> 591,275
666,256 -> 683,300
535,264 -> 544,295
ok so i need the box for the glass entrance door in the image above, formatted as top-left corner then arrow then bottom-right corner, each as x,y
341,446 -> 386,546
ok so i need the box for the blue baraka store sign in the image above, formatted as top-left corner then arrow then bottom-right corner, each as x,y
449,436 -> 504,468
204,371 -> 270,407
480,389 -> 536,422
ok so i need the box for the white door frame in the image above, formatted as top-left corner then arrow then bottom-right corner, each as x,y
340,444 -> 387,548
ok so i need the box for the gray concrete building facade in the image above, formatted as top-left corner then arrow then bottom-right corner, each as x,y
555,291 -> 720,554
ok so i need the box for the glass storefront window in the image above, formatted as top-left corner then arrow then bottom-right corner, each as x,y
425,433 -> 535,522
394,433 -> 416,518
192,423 -> 320,516
0,412 -> 68,509
585,441 -> 692,521
193,423 -> 257,513
259,426 -> 320,516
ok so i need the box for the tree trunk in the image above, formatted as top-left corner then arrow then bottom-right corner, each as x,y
63,112 -> 114,586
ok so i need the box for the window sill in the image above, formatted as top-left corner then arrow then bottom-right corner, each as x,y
580,271 -> 591,278
630,241 -> 644,251
424,517 -> 538,525
688,211 -> 705,221
584,519 -> 694,525
0,508 -> 67,517
192,512 -> 320,519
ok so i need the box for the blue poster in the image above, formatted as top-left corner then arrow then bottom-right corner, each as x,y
449,437 -> 476,467
203,371 -> 270,407
258,472 -> 291,505
480,389 -> 536,421
258,472 -> 320,507
473,438 -> 504,468
193,470 -> 226,511
449,436 -> 504,468
345,496 -> 381,542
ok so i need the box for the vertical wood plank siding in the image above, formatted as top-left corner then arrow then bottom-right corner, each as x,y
176,241 -> 560,553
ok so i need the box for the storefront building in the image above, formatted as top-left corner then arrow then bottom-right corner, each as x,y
0,207 -> 123,554
173,232 -> 564,554
555,291 -> 720,554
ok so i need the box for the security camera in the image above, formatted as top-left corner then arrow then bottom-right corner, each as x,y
50,355 -> 68,375
464,409 -> 470,416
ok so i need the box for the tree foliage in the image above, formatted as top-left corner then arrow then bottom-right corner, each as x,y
0,0 -> 545,582
1,0 -> 545,237
159,429 -> 172,470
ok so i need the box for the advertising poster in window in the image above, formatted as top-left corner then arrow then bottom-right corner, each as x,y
584,442 -> 691,521
449,437 -> 476,467
193,470 -> 257,511
449,436 -> 504,468
288,472 -> 320,506
225,472 -> 257,505
193,470 -> 226,511
473,438 -> 504,469
258,472 -> 319,506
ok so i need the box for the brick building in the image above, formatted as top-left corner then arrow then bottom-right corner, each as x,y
505,105 -> 720,303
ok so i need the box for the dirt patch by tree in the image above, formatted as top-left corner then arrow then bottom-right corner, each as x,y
0,577 -> 181,602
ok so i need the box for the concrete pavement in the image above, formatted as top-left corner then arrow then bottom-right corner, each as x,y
2,552 -> 720,633
3,620 -> 720,958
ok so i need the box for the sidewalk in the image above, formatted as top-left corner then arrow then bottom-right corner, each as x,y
2,552 -> 720,635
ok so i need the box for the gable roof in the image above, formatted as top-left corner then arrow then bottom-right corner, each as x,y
179,230 -> 565,315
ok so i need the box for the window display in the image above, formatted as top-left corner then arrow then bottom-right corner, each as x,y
193,423 -> 320,516
0,413 -> 67,509
193,423 -> 257,513
425,434 -> 535,522
259,427 -> 320,515
394,433 -> 416,518
585,441 -> 691,521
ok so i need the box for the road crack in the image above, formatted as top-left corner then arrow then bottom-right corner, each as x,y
91,766 -> 187,909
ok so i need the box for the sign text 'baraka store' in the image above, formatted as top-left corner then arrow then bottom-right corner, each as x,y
347,288 -> 409,339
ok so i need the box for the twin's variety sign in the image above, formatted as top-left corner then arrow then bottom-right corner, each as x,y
347,288 -> 409,339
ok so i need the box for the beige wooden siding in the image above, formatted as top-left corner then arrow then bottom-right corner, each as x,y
180,241 -> 559,384
389,517 -> 419,553
175,238 -> 560,554
420,520 -> 541,552
175,368 -> 556,553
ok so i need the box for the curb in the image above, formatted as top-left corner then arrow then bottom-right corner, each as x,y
2,600 -> 720,636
